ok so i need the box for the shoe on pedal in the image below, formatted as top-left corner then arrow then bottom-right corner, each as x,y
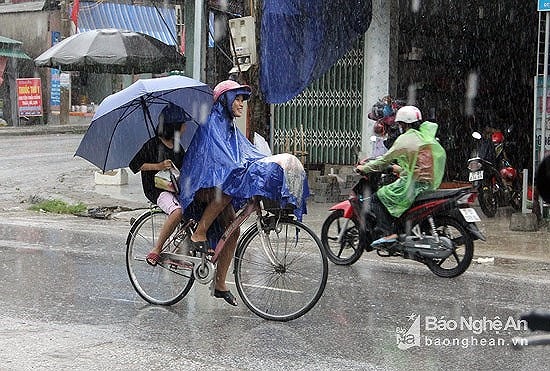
370,234 -> 397,248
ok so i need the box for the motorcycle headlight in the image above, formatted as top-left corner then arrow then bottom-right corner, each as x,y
468,160 -> 482,172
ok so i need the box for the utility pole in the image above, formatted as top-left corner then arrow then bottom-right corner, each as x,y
183,0 -> 205,82
59,0 -> 70,125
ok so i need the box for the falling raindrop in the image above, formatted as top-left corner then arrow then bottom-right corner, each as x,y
407,84 -> 417,105
183,177 -> 191,194
214,17 -> 228,43
218,0 -> 229,12
214,187 -> 223,203
174,129 -> 181,152
465,71 -> 479,117
411,0 -> 421,13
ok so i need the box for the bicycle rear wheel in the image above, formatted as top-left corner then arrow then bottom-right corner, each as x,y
234,216 -> 328,321
126,209 -> 194,306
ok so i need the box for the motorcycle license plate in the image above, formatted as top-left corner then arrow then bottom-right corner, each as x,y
469,170 -> 484,181
459,208 -> 481,222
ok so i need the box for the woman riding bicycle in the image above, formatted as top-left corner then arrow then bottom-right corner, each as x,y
179,79 -> 311,306
178,79 -> 266,306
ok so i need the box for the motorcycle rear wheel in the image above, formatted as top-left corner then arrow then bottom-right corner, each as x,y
478,182 -> 498,218
425,217 -> 474,278
320,210 -> 363,265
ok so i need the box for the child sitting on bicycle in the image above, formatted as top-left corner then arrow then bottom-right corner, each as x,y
129,103 -> 189,266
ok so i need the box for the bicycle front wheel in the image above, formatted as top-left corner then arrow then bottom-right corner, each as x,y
126,209 -> 194,306
234,217 -> 328,321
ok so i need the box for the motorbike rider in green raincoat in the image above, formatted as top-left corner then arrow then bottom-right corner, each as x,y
356,105 -> 447,248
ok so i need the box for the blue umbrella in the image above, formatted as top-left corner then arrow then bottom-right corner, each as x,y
75,75 -> 213,171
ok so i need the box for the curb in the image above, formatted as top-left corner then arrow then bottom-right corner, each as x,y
0,125 -> 89,136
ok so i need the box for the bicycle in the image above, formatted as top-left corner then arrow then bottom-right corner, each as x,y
125,196 -> 328,321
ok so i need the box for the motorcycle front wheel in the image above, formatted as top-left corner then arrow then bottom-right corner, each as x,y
478,181 -> 498,218
320,210 -> 363,265
425,216 -> 474,278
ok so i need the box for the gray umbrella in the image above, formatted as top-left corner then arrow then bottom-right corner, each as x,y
34,28 -> 184,74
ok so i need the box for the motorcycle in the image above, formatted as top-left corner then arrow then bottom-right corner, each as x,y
320,164 -> 485,278
467,128 -> 522,218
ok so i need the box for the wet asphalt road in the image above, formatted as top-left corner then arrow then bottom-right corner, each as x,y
1,133 -> 550,370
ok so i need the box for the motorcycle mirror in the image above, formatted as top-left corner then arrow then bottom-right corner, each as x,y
472,132 -> 482,140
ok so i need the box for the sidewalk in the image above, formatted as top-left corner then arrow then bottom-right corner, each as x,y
0,120 -> 90,137
0,122 -> 548,268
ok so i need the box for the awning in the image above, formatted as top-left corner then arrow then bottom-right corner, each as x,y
0,36 -> 23,45
0,0 -> 46,14
0,36 -> 31,59
77,2 -> 177,46
0,49 -> 31,59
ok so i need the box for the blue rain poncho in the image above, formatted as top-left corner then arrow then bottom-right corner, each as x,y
360,121 -> 446,217
178,94 -> 309,222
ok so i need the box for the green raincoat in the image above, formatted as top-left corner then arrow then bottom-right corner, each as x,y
360,121 -> 446,217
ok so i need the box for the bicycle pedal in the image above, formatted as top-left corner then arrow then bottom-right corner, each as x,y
170,264 -> 193,271
164,259 -> 193,270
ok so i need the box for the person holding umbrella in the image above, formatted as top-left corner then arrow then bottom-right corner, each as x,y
129,104 -> 189,266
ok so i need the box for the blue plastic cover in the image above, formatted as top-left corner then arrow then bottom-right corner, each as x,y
178,100 -> 310,223
260,0 -> 372,104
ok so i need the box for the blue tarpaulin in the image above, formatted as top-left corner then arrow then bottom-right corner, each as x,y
260,0 -> 372,104
77,2 -> 177,46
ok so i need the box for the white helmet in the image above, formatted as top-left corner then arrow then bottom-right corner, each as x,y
395,106 -> 422,124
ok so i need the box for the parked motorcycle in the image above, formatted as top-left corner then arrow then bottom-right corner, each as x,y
320,164 -> 485,278
467,128 -> 522,217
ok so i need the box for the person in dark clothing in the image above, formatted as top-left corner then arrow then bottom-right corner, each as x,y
129,104 -> 188,266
